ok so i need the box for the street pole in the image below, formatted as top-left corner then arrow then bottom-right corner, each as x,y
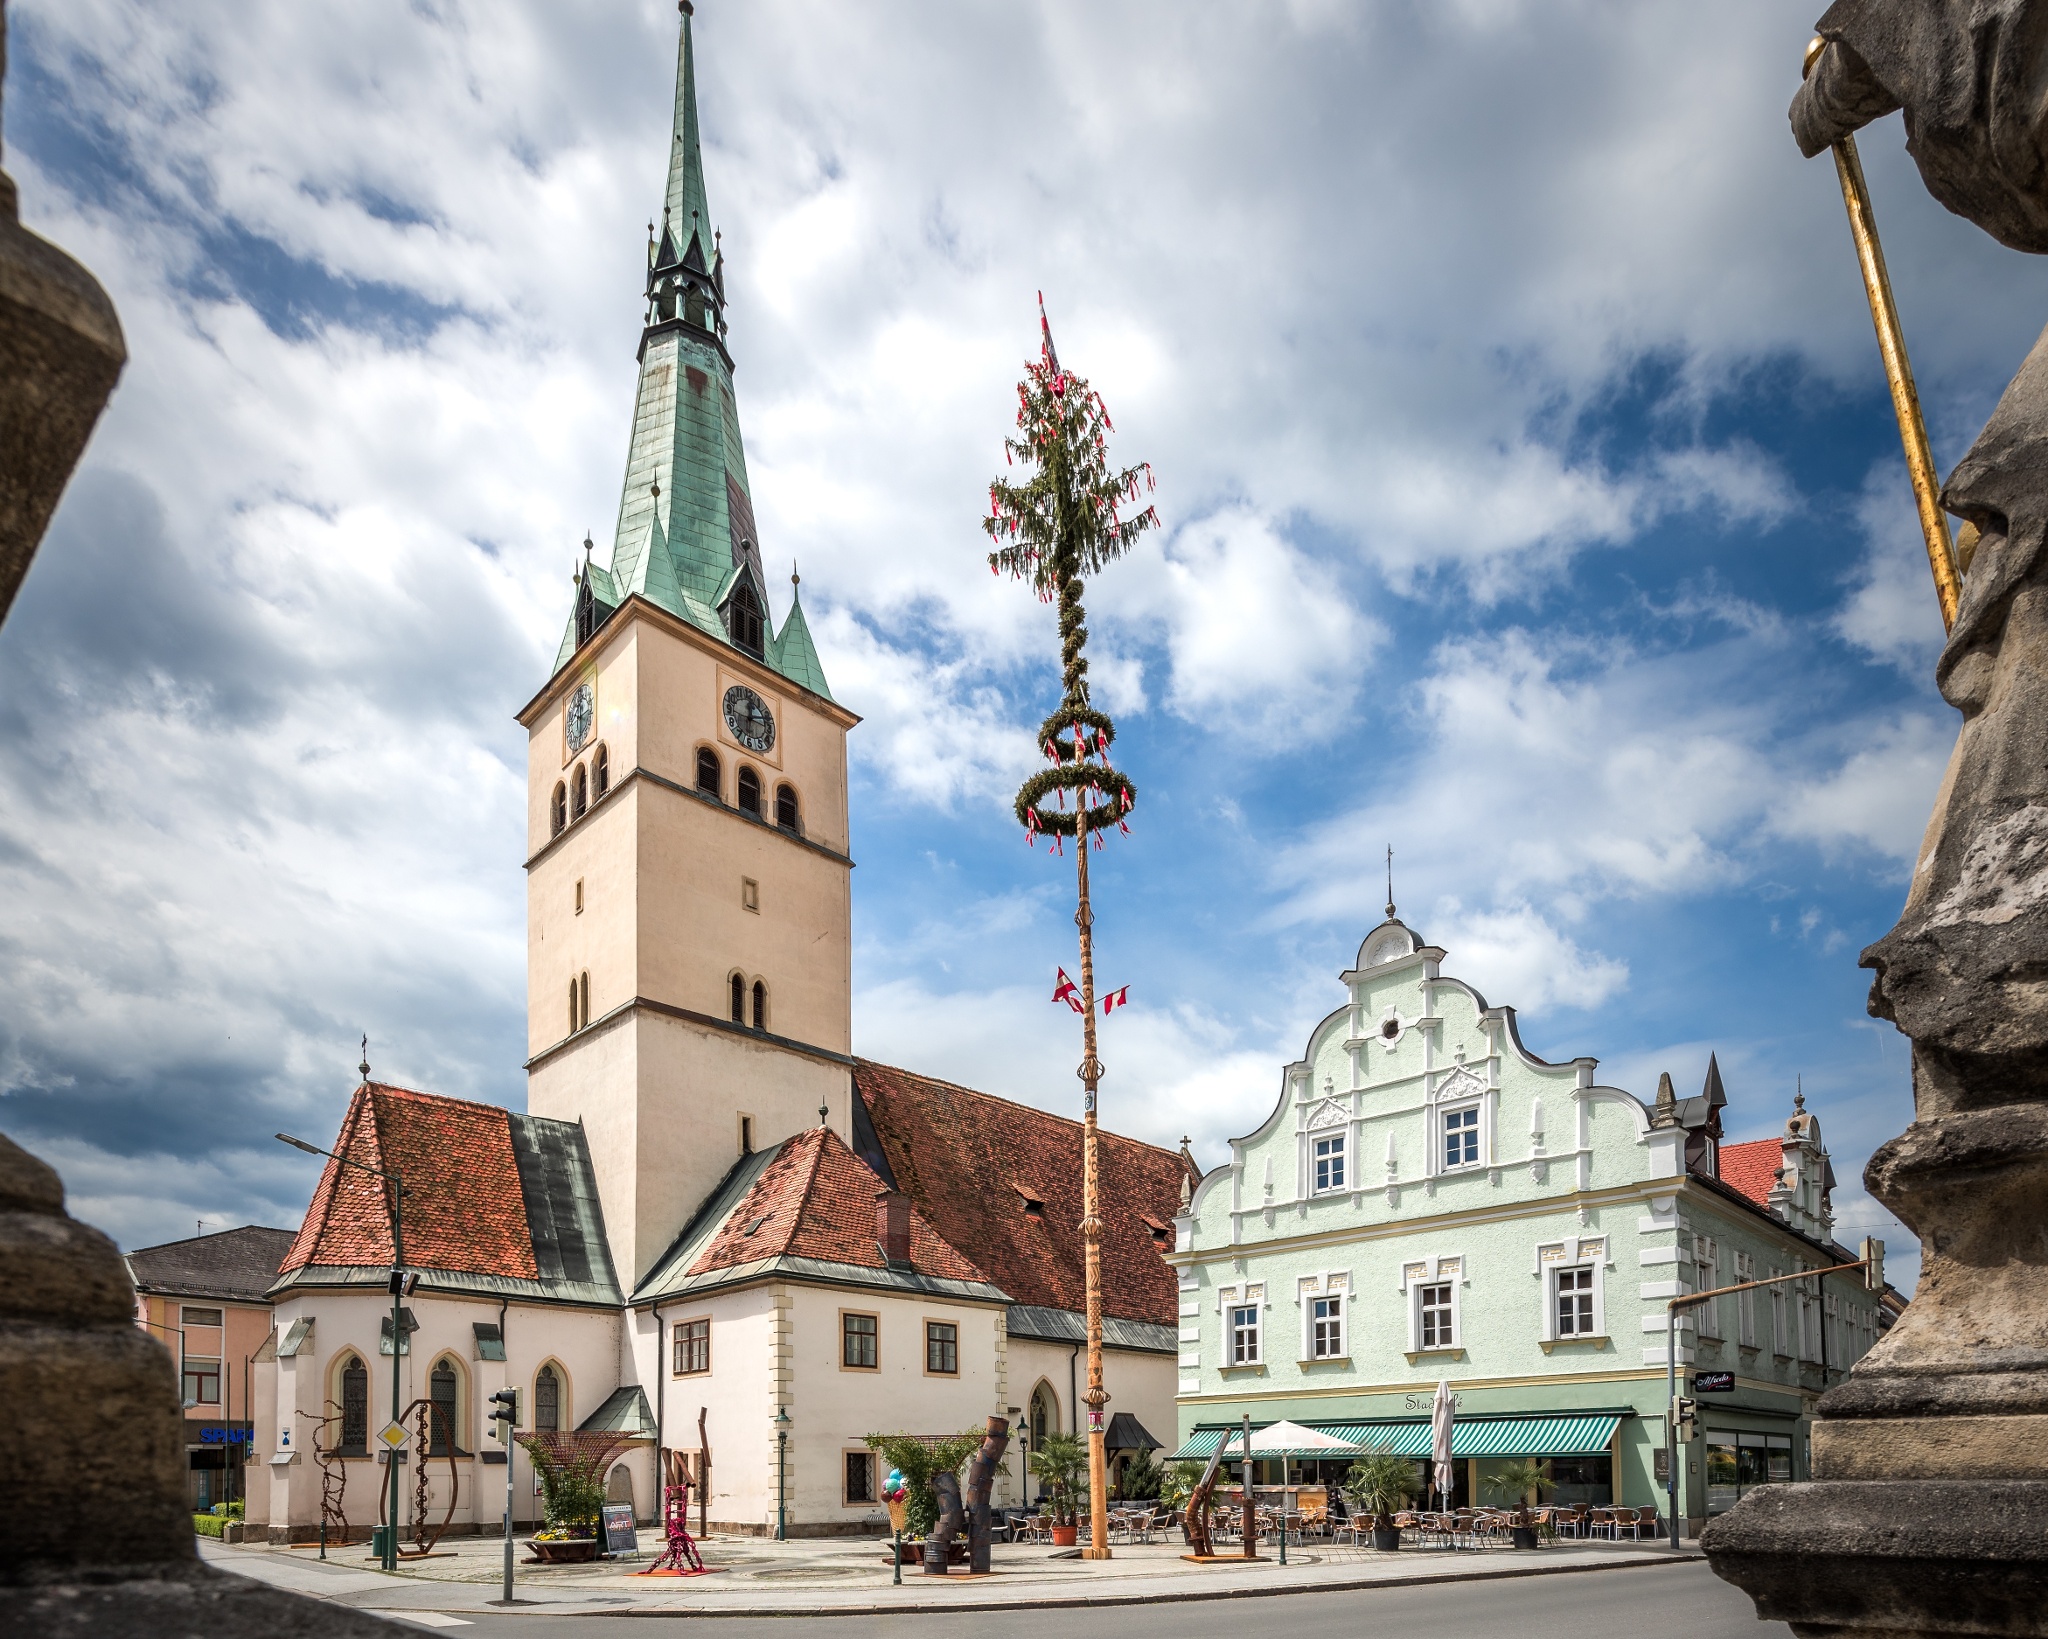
1075,822 -> 1111,1562
502,1418 -> 514,1602
775,1406 -> 789,1541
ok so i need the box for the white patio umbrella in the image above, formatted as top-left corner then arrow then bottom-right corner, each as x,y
1430,1380 -> 1456,1509
1245,1421 -> 1362,1457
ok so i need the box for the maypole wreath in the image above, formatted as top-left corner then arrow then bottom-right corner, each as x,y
984,297 -> 1158,850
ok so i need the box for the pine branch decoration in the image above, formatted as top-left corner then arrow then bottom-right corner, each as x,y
984,297 -> 1159,844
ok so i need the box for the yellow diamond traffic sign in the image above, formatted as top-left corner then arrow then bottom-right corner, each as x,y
377,1420 -> 410,1451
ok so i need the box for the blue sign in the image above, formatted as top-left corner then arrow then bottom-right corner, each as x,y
198,1426 -> 252,1444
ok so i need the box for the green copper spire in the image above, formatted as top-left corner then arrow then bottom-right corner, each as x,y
551,2 -> 831,701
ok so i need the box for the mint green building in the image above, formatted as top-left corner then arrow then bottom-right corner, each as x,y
1168,912 -> 1899,1534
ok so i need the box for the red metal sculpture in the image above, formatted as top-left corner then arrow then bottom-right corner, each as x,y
641,1448 -> 705,1575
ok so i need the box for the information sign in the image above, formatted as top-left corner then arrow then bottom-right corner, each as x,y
601,1503 -> 638,1555
1694,1370 -> 1736,1392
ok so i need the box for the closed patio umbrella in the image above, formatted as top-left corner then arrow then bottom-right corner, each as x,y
1430,1380 -> 1456,1509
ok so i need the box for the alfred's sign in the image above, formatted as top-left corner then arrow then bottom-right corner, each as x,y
1693,1371 -> 1735,1393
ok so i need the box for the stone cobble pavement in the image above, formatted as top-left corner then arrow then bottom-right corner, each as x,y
200,1530 -> 1703,1619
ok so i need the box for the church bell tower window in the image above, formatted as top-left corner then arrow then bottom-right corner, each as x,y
737,766 -> 762,818
726,580 -> 765,659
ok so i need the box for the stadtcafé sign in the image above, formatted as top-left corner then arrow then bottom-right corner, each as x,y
1403,1393 -> 1464,1410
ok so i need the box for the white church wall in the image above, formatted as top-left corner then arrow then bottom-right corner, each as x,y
1006,1337 -> 1179,1496
653,1283 -> 779,1533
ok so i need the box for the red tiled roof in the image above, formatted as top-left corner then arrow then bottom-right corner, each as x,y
854,1060 -> 1198,1326
278,1084 -> 538,1279
1717,1138 -> 1784,1209
688,1126 -> 986,1283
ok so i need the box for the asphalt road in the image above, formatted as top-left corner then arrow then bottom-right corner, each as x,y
380,1560 -> 1785,1636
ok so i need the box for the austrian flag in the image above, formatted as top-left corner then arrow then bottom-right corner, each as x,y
1102,986 -> 1130,1016
1051,969 -> 1084,1014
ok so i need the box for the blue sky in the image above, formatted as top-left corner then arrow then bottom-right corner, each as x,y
6,0 -> 2036,1292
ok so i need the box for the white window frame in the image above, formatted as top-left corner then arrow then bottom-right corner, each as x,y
1312,1131 -> 1347,1194
1229,1303 -> 1262,1366
1217,1280 -> 1266,1368
1440,1103 -> 1483,1171
1310,1294 -> 1344,1359
1418,1282 -> 1456,1349
1770,1272 -> 1789,1358
1400,1254 -> 1465,1353
1296,1270 -> 1351,1361
1534,1236 -> 1607,1343
1736,1251 -> 1757,1347
1694,1235 -> 1722,1340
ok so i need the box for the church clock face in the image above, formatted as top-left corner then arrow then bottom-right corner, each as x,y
723,684 -> 776,753
565,682 -> 595,754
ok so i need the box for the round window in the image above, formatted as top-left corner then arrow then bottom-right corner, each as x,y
1380,1018 -> 1400,1041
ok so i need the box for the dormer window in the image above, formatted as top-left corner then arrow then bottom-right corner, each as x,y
726,580 -> 765,659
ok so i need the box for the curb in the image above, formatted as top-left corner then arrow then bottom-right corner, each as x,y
553,1549 -> 1708,1619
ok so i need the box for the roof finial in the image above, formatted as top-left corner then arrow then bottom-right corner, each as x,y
1385,844 -> 1396,920
359,1035 -> 371,1085
583,533 -> 594,558
818,1102 -> 829,1128
791,559 -> 800,589
1794,1075 -> 1805,1114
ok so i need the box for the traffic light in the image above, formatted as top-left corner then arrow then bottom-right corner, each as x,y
1672,1397 -> 1698,1443
488,1388 -> 519,1444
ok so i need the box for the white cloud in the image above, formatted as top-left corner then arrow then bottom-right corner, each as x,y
1834,465 -> 1953,675
1431,900 -> 1630,1015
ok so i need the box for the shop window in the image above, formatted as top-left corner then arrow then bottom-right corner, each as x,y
1312,1132 -> 1345,1193
1309,1295 -> 1344,1359
737,766 -> 762,818
182,1357 -> 221,1406
339,1355 -> 369,1454
1229,1303 -> 1261,1366
844,1451 -> 877,1505
842,1312 -> 879,1370
925,1320 -> 959,1376
696,747 -> 722,800
1706,1432 -> 1793,1514
535,1364 -> 562,1432
673,1317 -> 710,1376
1442,1105 -> 1480,1169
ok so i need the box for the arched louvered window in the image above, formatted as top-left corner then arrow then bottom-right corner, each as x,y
737,766 -> 762,818
571,763 -> 588,820
428,1358 -> 460,1456
727,581 -> 765,658
775,783 -> 799,833
696,747 -> 721,800
729,972 -> 745,1025
340,1356 -> 369,1454
752,980 -> 767,1032
593,744 -> 609,799
550,783 -> 567,837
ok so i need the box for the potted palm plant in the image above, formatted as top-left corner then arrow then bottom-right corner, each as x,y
1342,1447 -> 1414,1551
1484,1457 -> 1556,1549
1029,1433 -> 1088,1546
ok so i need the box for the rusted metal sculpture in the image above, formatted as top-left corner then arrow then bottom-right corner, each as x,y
923,1472 -> 965,1575
1182,1448 -> 1227,1557
962,1415 -> 1010,1575
641,1449 -> 703,1575
697,1406 -> 711,1541
371,1398 -> 457,1557
305,1403 -> 350,1548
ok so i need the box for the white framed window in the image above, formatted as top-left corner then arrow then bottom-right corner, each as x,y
1418,1283 -> 1455,1348
1694,1235 -> 1722,1340
1442,1105 -> 1481,1169
1770,1273 -> 1789,1357
1736,1251 -> 1757,1347
1554,1267 -> 1595,1336
1310,1296 -> 1344,1359
1312,1132 -> 1346,1193
1229,1303 -> 1262,1365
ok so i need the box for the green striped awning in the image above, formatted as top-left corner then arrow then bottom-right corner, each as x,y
1168,1412 -> 1623,1463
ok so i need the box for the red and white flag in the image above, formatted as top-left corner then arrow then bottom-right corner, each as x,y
1101,986 -> 1130,1016
1052,969 -> 1084,1014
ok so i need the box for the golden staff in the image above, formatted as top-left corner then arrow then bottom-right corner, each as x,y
1805,36 -> 1963,631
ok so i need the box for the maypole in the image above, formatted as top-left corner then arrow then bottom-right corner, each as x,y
984,297 -> 1159,1560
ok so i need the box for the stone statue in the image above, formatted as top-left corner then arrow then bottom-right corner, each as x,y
1703,8 -> 2048,1635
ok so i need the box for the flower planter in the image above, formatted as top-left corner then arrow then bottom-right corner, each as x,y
1050,1525 -> 1078,1547
1371,1526 -> 1403,1552
1510,1526 -> 1539,1550
892,1540 -> 967,1566
529,1538 -> 599,1564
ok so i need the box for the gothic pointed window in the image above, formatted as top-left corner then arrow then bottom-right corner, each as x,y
726,580 -> 765,659
572,763 -> 588,820
696,747 -> 721,800
730,972 -> 746,1024
568,978 -> 579,1035
429,1358 -> 460,1455
752,980 -> 767,1031
594,745 -> 609,799
551,783 -> 567,837
339,1355 -> 369,1455
775,783 -> 799,833
737,766 -> 762,818
534,1364 -> 561,1433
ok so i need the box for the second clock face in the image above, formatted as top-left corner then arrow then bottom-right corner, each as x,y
723,684 -> 776,754
565,683 -> 595,754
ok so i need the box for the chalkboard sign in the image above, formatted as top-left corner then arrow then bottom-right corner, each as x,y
1694,1370 -> 1736,1392
601,1503 -> 639,1555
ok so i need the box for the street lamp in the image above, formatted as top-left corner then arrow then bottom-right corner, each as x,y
278,1129 -> 409,1572
1014,1414 -> 1030,1508
774,1406 -> 791,1542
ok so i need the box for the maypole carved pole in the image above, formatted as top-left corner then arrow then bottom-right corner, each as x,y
985,296 -> 1158,1562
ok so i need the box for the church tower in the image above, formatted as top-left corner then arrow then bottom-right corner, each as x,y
517,4 -> 856,1291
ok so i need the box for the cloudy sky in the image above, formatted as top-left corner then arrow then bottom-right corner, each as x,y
8,0 -> 2035,1291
